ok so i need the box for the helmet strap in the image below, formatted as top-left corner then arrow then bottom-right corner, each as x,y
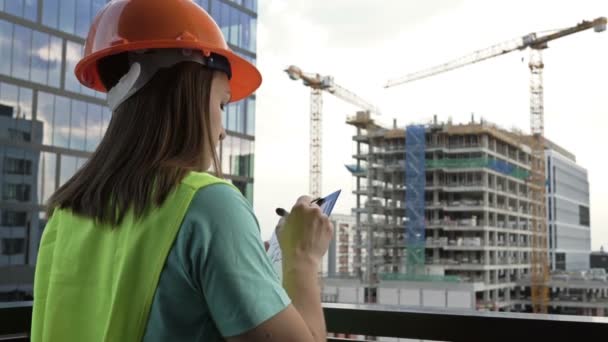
106,49 -> 232,111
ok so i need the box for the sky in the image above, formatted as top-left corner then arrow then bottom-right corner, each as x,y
252,0 -> 608,250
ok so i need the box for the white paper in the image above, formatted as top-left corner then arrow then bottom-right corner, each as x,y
267,230 -> 283,280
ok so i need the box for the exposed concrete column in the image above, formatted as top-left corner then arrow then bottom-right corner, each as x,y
484,211 -> 490,228
483,289 -> 490,302
505,288 -> 512,312
484,231 -> 490,249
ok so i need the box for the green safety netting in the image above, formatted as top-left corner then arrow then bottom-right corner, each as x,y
426,158 -> 529,180
379,273 -> 462,282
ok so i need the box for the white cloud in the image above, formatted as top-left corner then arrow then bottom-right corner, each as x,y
34,41 -> 62,63
253,0 -> 608,250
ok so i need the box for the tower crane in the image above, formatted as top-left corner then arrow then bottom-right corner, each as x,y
385,17 -> 606,313
285,65 -> 381,198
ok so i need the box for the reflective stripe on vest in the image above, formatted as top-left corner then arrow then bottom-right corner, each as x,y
31,172 -> 236,341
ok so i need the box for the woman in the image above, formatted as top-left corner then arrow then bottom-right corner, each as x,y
31,1 -> 332,341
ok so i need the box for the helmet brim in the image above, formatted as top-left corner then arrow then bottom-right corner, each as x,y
75,41 -> 261,103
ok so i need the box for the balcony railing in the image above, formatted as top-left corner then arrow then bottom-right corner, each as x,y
2,301 -> 608,341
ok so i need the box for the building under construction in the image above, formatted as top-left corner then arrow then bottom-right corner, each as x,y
345,111 -> 581,310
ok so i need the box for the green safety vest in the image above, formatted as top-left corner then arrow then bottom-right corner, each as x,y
31,171 -> 235,341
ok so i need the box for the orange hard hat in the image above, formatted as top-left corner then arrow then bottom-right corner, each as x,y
75,0 -> 261,102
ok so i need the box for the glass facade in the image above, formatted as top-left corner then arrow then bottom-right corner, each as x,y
0,0 -> 258,301
546,150 -> 591,271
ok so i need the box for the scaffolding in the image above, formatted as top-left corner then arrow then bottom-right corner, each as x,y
405,125 -> 426,275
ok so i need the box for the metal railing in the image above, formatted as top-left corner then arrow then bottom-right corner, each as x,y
324,303 -> 608,341
0,302 -> 30,342
2,301 -> 608,341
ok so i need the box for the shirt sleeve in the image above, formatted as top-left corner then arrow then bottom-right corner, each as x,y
185,183 -> 291,337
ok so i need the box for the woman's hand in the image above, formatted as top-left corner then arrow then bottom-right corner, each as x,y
277,196 -> 333,266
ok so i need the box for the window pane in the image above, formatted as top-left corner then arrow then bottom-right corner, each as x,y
37,152 -> 56,205
2,183 -> 32,202
12,25 -> 32,80
76,157 -> 87,170
229,140 -> 238,176
53,96 -> 70,148
246,97 -> 255,135
75,0 -> 91,38
221,135 -> 233,175
65,41 -> 83,93
70,100 -> 86,150
1,210 -> 28,227
101,107 -> 111,136
85,103 -> 102,152
18,87 -> 33,121
31,31 -> 50,85
240,138 -> 252,177
227,103 -> 237,131
91,0 -> 106,19
229,6 -> 239,46
42,0 -> 59,29
48,36 -> 62,87
59,155 -> 77,186
24,0 -> 36,21
222,107 -> 227,128
3,156 -> 32,176
235,102 -> 244,133
2,238 -> 26,255
195,0 -> 208,11
5,0 -> 23,18
245,182 -> 253,204
220,3 -> 229,40
249,17 -> 256,52
210,0 -> 220,24
59,0 -> 76,34
241,12 -> 250,51
37,92 -> 54,145
0,20 -> 12,75
0,83 -> 19,117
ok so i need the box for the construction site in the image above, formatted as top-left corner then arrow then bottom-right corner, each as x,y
285,16 -> 606,315
345,112 -> 552,310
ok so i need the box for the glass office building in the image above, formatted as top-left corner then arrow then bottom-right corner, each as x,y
546,149 -> 591,271
0,0 -> 258,301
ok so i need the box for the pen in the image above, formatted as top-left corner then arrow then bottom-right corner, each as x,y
275,197 -> 325,217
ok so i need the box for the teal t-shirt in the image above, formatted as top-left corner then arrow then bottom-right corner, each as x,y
143,183 -> 291,341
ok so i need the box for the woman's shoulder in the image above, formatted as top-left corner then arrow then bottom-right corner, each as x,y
184,181 -> 257,232
191,181 -> 248,210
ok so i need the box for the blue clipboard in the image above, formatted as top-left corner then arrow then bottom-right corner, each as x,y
319,190 -> 341,216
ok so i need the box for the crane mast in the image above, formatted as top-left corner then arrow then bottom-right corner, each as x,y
285,65 -> 379,198
386,17 -> 606,313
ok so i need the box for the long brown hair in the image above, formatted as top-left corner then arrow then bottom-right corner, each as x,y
47,54 -> 222,226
